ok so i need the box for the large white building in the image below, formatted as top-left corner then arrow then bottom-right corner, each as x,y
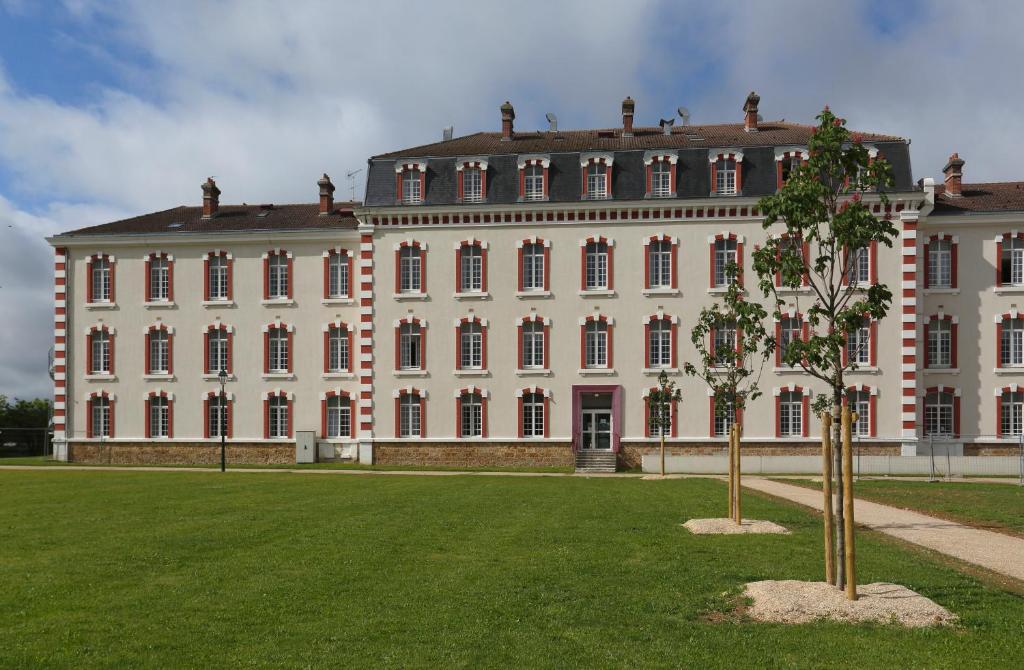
47,94 -> 1024,469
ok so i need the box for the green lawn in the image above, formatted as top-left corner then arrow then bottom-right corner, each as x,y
782,479 -> 1024,537
1,472 -> 1022,668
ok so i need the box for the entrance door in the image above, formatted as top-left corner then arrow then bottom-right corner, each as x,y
581,409 -> 613,450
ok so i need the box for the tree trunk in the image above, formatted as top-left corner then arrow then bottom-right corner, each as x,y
833,385 -> 846,590
734,422 -> 742,524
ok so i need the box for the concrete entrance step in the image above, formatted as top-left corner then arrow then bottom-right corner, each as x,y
575,450 -> 617,473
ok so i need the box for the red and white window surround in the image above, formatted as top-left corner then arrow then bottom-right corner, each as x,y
204,390 -> 233,439
516,386 -> 550,438
455,315 -> 487,372
395,316 -> 426,371
86,253 -> 115,304
456,158 -> 488,204
773,233 -> 810,288
996,385 -> 1024,437
323,248 -> 352,300
844,242 -> 878,286
262,320 -> 294,376
581,152 -> 613,200
517,155 -> 550,202
395,240 -> 427,295
708,232 -> 744,288
86,391 -> 114,438
775,148 -> 808,189
204,250 -> 233,302
455,386 -> 489,438
579,313 -> 613,370
996,309 -> 1024,369
145,390 -> 173,439
581,236 -> 614,292
644,387 -> 678,438
923,234 -> 957,290
394,387 -> 426,438
709,150 -> 744,195
709,320 -> 740,368
775,310 -> 808,368
323,320 -> 353,375
144,252 -> 174,304
517,237 -> 550,293
644,311 -> 678,371
86,324 -> 115,376
923,386 -> 959,437
924,313 -> 957,370
775,385 -> 810,438
396,160 -> 427,205
204,322 -> 233,376
264,390 -> 293,439
644,151 -> 678,198
262,249 -> 293,301
842,315 -> 877,368
709,391 -> 741,438
996,232 -> 1024,287
517,314 -> 550,372
144,323 -> 173,376
644,234 -> 678,291
321,390 -> 354,439
845,385 -> 877,437
455,239 -> 488,294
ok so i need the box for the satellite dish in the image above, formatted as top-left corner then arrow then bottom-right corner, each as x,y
677,107 -> 691,125
442,125 -> 454,141
659,118 -> 675,135
757,114 -> 763,123
545,113 -> 558,132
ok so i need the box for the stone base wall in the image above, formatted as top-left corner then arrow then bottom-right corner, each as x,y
963,444 -> 1022,456
373,442 -> 574,468
618,441 -> 902,469
68,442 -> 295,465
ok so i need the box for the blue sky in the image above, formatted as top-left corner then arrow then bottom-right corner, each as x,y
1,0 -> 1023,399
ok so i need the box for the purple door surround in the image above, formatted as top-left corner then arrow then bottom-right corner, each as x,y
571,384 -> 623,453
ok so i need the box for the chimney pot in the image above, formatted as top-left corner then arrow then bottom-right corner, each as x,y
942,152 -> 965,198
500,101 -> 515,141
621,96 -> 635,137
743,91 -> 760,132
318,173 -> 336,215
201,177 -> 221,219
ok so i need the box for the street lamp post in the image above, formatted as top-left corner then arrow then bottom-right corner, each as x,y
218,368 -> 227,472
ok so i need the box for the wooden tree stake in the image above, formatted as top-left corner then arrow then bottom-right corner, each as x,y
821,412 -> 835,585
727,425 -> 735,519
733,423 -> 743,524
842,408 -> 857,600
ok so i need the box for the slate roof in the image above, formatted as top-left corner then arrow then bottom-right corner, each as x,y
932,183 -> 1024,214
56,203 -> 359,237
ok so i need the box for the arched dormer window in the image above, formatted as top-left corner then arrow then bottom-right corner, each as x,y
581,152 -> 613,200
709,150 -> 744,196
457,158 -> 488,204
644,151 -> 678,198
517,155 -> 550,202
775,147 -> 809,188
395,160 -> 427,205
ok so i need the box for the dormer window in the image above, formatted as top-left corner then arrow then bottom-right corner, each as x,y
581,153 -> 613,200
775,148 -> 808,188
644,151 -> 678,198
457,158 -> 488,204
395,161 -> 427,205
518,155 -> 550,202
651,162 -> 671,196
524,166 -> 544,201
709,150 -> 744,196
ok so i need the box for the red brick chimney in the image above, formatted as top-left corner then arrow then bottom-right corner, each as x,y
743,91 -> 760,132
201,177 -> 220,219
318,173 -> 335,215
622,96 -> 635,137
501,101 -> 515,141
943,153 -> 965,198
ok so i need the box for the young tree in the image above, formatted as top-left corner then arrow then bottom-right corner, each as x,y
684,263 -> 772,519
751,107 -> 896,589
648,370 -> 681,476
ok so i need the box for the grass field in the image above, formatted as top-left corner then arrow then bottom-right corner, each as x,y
1,471 -> 1022,668
782,478 -> 1024,537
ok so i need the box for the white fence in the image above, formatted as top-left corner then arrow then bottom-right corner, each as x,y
642,454 -> 1023,478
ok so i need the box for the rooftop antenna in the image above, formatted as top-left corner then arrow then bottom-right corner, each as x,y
545,112 -> 558,132
677,106 -> 691,126
442,125 -> 454,141
659,118 -> 675,136
346,169 -> 363,201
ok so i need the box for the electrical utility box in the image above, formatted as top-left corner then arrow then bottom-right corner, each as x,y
295,431 -> 317,464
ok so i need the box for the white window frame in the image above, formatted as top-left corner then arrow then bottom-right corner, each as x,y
522,321 -> 545,369
149,330 -> 169,374
522,393 -> 545,437
847,246 -> 870,285
849,391 -> 871,437
208,394 -> 228,438
208,254 -> 229,300
924,391 -> 954,437
91,258 -> 111,302
91,330 -> 110,374
651,161 -> 671,197
522,243 -> 545,291
328,326 -> 349,373
402,169 -> 422,205
648,319 -> 672,368
586,162 -> 608,199
780,317 -> 802,368
208,329 -> 228,374
584,320 -> 608,369
524,165 -> 544,201
716,158 -> 737,195
149,256 -> 169,302
713,398 -> 735,437
398,246 -> 422,293
713,323 -> 736,366
779,391 -> 803,437
460,393 -> 483,437
91,396 -> 110,437
1002,318 -> 1024,367
460,322 -> 483,370
847,321 -> 870,365
399,323 -> 422,370
648,240 -> 672,288
268,254 -> 289,299
460,244 -> 483,293
1003,237 -> 1024,286
268,327 -> 289,373
927,319 -> 952,368
326,395 -> 351,438
268,395 -> 289,438
399,394 -> 421,437
149,396 -> 169,438
585,241 -> 609,290
328,253 -> 348,299
713,238 -> 737,287
463,167 -> 483,203
928,240 -> 952,289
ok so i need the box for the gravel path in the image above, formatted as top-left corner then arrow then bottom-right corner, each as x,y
743,478 -> 1024,582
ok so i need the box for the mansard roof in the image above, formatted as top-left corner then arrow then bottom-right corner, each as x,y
933,183 -> 1024,214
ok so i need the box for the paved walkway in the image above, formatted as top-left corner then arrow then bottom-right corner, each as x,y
742,477 -> 1024,582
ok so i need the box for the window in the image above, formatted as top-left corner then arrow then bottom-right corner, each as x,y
779,154 -> 801,186
398,322 -> 423,370
327,325 -> 350,373
647,240 -> 673,289
924,391 -> 956,437
927,319 -> 952,369
267,327 -> 290,373
462,167 -> 483,203
208,254 -> 229,301
715,158 -> 737,195
776,236 -> 807,287
647,396 -> 673,437
521,242 -> 546,291
848,390 -> 871,437
148,329 -> 169,374
847,246 -> 870,285
846,319 -> 871,366
326,395 -> 352,438
1001,318 -> 1024,367
327,252 -> 349,299
399,393 -> 422,437
208,328 -> 229,374
524,165 -> 544,201
779,317 -> 803,368
402,168 -> 422,204
713,398 -> 735,437
779,391 -> 804,437
1001,390 -> 1024,437
584,241 -> 609,290
398,245 -> 422,293
460,392 -> 484,438
268,395 -> 289,438
584,320 -> 609,368
90,256 -> 112,303
1001,237 -> 1024,286
585,162 -> 608,199
267,253 -> 289,299
149,395 -> 170,438
521,392 -> 545,437
927,239 -> 952,289
459,244 -> 484,293
713,238 -> 738,287
89,329 -> 111,374
647,319 -> 672,369
459,321 -> 483,370
148,256 -> 170,302
651,161 -> 672,197
89,395 -> 111,438
521,320 -> 546,369
713,321 -> 737,366
208,394 -> 228,438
